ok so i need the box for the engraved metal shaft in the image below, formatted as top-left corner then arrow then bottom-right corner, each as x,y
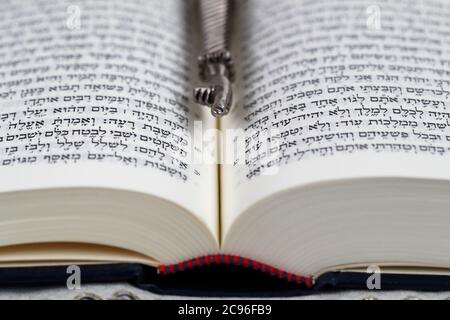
194,0 -> 234,117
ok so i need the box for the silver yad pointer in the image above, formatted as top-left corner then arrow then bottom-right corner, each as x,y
193,0 -> 235,118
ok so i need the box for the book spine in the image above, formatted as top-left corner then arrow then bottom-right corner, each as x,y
158,254 -> 314,288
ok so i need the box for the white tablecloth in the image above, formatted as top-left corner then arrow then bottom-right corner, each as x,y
1,283 -> 449,300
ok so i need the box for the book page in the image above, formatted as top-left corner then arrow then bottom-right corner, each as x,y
222,0 -> 450,233
0,0 -> 218,236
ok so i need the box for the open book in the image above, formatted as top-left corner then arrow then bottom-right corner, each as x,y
1,0 -> 450,289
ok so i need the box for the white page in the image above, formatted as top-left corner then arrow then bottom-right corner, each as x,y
0,0 -> 218,237
222,0 -> 450,234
